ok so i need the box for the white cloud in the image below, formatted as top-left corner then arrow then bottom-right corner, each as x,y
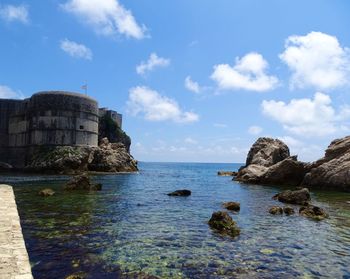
127,86 -> 199,123
248,125 -> 263,135
60,39 -> 92,60
0,85 -> 25,99
278,136 -> 303,148
185,76 -> 200,93
184,137 -> 197,144
0,4 -> 29,24
136,53 -> 170,76
262,92 -> 350,137
211,52 -> 279,92
280,31 -> 350,90
62,0 -> 146,39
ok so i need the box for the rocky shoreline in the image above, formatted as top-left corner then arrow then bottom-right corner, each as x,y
235,136 -> 350,192
0,138 -> 138,175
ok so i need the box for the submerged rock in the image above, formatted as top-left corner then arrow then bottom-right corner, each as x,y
299,205 -> 328,221
218,171 -> 237,176
283,206 -> 295,215
64,173 -> 102,191
167,189 -> 191,196
223,201 -> 240,211
208,211 -> 240,238
273,188 -> 310,205
268,206 -> 283,215
38,188 -> 55,197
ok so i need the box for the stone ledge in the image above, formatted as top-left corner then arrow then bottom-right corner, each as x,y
0,185 -> 33,279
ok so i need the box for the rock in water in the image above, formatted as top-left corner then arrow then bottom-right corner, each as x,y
302,136 -> 350,191
38,188 -> 55,197
299,205 -> 328,221
268,206 -> 283,215
64,173 -> 102,191
167,189 -> 191,196
223,202 -> 240,211
283,206 -> 295,215
245,137 -> 290,167
218,171 -> 237,176
208,211 -> 240,238
273,188 -> 310,205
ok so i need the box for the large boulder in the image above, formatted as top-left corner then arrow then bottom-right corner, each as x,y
38,188 -> 55,197
223,201 -> 240,211
245,137 -> 290,167
302,136 -> 350,191
235,164 -> 268,183
259,157 -> 309,186
208,211 -> 240,238
273,188 -> 310,205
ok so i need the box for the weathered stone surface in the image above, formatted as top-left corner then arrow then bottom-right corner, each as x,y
64,173 -> 102,191
25,138 -> 138,174
299,205 -> 328,221
0,162 -> 13,171
208,211 -> 240,238
268,206 -> 283,215
235,164 -> 268,183
245,137 -> 290,167
273,188 -> 310,205
283,206 -> 295,215
223,202 -> 240,211
89,138 -> 138,172
302,136 -> 350,191
167,189 -> 191,196
0,185 -> 33,279
218,171 -> 237,176
38,188 -> 55,197
259,157 -> 308,186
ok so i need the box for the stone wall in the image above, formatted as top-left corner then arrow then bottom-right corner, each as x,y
0,91 -> 100,168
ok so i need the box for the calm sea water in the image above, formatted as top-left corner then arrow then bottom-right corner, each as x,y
3,162 -> 350,278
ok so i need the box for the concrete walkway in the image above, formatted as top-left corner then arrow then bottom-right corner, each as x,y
0,184 -> 33,279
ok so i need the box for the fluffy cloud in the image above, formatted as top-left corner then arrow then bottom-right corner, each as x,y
211,52 -> 278,92
127,86 -> 199,123
62,0 -> 146,39
0,85 -> 24,99
248,125 -> 263,135
184,137 -> 198,144
136,53 -> 170,76
280,31 -> 350,90
185,76 -> 200,93
262,92 -> 350,137
0,4 -> 29,23
60,39 -> 92,60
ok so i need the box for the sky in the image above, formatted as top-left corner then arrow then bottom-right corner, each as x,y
1,0 -> 350,163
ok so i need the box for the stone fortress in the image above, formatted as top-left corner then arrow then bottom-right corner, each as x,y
0,91 -> 123,168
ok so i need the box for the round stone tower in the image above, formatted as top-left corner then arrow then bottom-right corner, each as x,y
8,91 -> 99,147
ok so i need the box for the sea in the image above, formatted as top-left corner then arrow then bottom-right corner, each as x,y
2,162 -> 350,278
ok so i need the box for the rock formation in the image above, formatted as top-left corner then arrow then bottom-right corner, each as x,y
64,173 -> 102,191
167,189 -> 192,196
236,136 -> 350,192
273,188 -> 310,205
299,205 -> 328,221
26,138 -> 137,174
223,201 -> 240,211
208,211 -> 240,238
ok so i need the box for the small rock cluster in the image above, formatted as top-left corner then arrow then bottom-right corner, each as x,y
268,188 -> 328,220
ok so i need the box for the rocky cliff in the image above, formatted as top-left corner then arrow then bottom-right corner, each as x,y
25,138 -> 137,174
236,136 -> 350,192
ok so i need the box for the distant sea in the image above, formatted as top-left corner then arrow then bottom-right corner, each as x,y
3,162 -> 350,278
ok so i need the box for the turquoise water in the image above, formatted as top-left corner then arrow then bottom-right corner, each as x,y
3,162 -> 350,278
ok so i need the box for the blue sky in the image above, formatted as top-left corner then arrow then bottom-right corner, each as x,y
1,0 -> 350,163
